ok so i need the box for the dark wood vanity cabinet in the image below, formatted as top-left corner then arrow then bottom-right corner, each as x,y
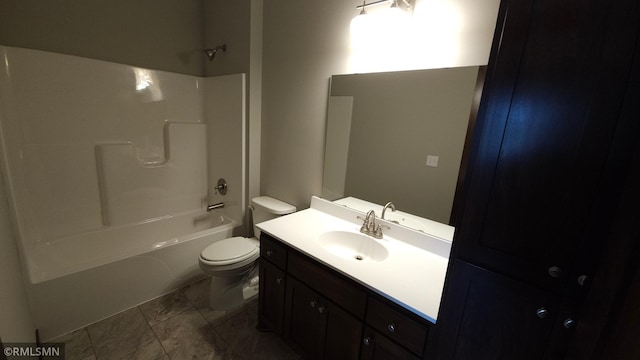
362,296 -> 428,360
258,233 -> 432,359
433,260 -> 572,359
434,0 -> 640,358
258,234 -> 288,335
361,327 -> 421,360
258,260 -> 286,334
284,276 -> 362,360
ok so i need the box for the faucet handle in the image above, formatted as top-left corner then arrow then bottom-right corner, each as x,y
374,224 -> 390,239
357,216 -> 370,234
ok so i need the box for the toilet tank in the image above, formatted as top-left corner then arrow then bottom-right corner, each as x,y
251,196 -> 296,239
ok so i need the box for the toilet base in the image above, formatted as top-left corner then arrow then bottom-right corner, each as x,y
242,275 -> 260,301
208,265 -> 259,310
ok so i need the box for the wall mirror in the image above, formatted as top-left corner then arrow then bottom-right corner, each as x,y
322,66 -> 485,231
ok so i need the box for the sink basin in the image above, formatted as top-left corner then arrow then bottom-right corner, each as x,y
318,231 -> 389,262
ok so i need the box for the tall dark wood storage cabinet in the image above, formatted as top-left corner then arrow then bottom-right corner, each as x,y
431,0 -> 640,359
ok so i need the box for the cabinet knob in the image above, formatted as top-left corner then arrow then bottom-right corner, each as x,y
388,323 -> 396,333
310,300 -> 317,308
363,337 -> 372,346
548,266 -> 563,278
563,318 -> 576,329
536,308 -> 550,319
276,278 -> 283,285
266,250 -> 274,257
577,275 -> 589,287
318,306 -> 325,314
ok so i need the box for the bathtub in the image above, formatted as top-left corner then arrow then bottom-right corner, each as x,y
23,210 -> 243,341
0,45 -> 248,341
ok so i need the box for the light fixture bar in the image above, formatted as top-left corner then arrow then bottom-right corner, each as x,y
356,0 -> 391,10
355,0 -> 412,11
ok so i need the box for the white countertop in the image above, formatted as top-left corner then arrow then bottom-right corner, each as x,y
257,196 -> 451,324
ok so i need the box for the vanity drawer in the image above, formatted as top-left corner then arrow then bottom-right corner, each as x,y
366,297 -> 429,356
288,251 -> 367,319
260,234 -> 287,269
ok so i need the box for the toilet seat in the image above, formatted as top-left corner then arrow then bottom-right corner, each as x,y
199,237 -> 259,267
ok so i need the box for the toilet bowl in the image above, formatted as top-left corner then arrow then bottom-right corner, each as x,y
199,236 -> 260,309
199,196 -> 296,310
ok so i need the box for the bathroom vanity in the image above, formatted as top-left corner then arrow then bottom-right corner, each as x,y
256,196 -> 452,359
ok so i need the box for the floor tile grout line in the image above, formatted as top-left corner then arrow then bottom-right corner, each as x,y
188,302 -> 238,355
55,279 -> 268,360
211,325 -> 246,360
82,327 -> 99,360
140,305 -> 171,360
210,304 -> 258,360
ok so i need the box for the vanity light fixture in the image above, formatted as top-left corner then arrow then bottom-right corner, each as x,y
355,0 -> 413,13
351,0 -> 369,36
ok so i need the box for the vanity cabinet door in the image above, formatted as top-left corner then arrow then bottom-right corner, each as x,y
432,260 -> 571,360
258,259 -> 286,335
284,277 -> 362,360
361,327 -> 420,360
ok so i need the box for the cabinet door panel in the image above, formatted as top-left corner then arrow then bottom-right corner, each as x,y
258,259 -> 286,334
284,277 -> 324,358
434,261 -> 565,360
322,302 -> 362,360
284,277 -> 363,360
455,0 -> 640,291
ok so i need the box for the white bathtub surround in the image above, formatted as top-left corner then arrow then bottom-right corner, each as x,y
96,122 -> 208,226
257,196 -> 452,323
0,173 -> 35,342
0,45 -> 246,340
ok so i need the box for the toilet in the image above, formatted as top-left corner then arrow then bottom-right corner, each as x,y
198,196 -> 296,310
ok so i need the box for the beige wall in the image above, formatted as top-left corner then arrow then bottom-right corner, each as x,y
261,0 -> 353,208
203,0 -> 249,77
0,0 -> 204,75
260,0 -> 499,211
202,0 -> 263,216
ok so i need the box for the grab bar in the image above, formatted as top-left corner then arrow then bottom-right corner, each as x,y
207,202 -> 225,212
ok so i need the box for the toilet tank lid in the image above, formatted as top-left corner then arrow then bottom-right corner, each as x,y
251,196 -> 296,215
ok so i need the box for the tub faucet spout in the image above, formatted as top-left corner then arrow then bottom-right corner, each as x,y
207,202 -> 224,212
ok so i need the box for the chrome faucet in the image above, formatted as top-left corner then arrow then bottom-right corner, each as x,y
357,210 -> 388,239
381,202 -> 396,220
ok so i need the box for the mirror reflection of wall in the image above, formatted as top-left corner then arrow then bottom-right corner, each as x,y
323,66 -> 481,224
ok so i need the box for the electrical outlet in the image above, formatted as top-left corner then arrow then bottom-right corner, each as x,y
426,155 -> 439,167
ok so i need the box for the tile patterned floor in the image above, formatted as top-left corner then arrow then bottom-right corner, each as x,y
48,277 -> 300,360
